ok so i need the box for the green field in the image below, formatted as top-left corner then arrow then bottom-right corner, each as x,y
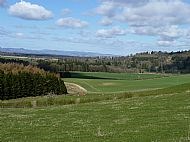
69,72 -> 166,80
1,72 -> 190,141
64,72 -> 190,93
1,90 -> 190,141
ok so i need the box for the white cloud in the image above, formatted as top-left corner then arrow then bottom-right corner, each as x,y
132,25 -> 184,38
118,0 -> 190,26
100,0 -> 149,7
99,17 -> 113,26
157,40 -> 174,47
159,25 -> 185,40
15,32 -> 24,38
131,25 -> 186,47
95,0 -> 148,18
95,0 -> 190,48
61,8 -> 72,16
96,0 -> 190,26
96,27 -> 127,38
56,17 -> 88,28
95,2 -> 116,17
8,1 -> 53,20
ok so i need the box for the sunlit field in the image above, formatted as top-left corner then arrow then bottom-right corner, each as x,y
64,72 -> 190,93
1,72 -> 190,141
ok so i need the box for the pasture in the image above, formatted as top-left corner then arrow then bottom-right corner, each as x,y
0,91 -> 190,141
0,72 -> 190,141
64,72 -> 190,93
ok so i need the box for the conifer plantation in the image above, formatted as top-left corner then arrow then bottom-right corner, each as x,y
0,63 -> 67,100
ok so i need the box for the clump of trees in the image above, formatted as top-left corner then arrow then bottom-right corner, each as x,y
0,63 -> 67,100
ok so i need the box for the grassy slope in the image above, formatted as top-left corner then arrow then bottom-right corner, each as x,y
1,73 -> 190,141
64,73 -> 190,93
0,92 -> 190,142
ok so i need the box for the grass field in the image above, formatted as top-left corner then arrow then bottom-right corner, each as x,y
1,72 -> 190,141
69,72 -> 166,80
0,91 -> 190,141
64,72 -> 190,93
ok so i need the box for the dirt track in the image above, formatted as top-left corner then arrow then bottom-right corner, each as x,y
65,82 -> 87,96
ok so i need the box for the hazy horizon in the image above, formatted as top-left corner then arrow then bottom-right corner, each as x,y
1,0 -> 190,55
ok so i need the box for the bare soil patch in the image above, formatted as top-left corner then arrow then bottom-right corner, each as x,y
102,83 -> 115,86
65,82 -> 87,96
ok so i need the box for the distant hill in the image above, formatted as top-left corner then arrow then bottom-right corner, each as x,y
0,47 -> 112,57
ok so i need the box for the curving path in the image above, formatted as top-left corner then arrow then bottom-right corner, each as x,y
65,82 -> 87,96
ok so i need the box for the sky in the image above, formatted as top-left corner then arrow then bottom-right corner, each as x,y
0,0 -> 190,55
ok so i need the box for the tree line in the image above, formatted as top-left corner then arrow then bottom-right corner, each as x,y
0,57 -> 30,66
36,50 -> 190,74
0,63 -> 67,100
0,50 -> 190,74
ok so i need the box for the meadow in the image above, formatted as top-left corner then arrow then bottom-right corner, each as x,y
0,72 -> 190,141
64,72 -> 190,93
0,90 -> 190,141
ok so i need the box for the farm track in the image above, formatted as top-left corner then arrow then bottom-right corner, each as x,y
65,82 -> 87,95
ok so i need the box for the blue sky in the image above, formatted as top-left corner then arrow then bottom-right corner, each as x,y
0,0 -> 190,55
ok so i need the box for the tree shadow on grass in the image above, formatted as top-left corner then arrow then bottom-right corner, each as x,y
60,71 -> 113,79
70,72 -> 117,80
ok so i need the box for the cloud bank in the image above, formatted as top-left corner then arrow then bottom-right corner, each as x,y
95,0 -> 190,47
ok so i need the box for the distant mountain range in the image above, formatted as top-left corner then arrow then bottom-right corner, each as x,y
0,47 -> 112,57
